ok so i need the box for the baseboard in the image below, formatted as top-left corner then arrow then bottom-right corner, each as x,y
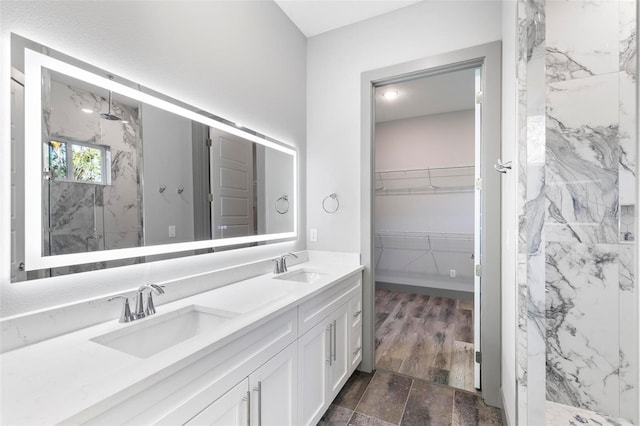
500,387 -> 514,426
376,281 -> 473,301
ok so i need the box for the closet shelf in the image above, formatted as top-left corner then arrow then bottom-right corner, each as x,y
375,165 -> 474,195
375,230 -> 474,253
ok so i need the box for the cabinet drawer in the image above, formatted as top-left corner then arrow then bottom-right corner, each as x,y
298,273 -> 361,335
84,308 -> 297,425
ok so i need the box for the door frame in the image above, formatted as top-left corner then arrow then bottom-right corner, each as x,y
359,41 -> 502,407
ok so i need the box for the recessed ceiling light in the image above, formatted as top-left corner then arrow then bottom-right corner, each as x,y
121,120 -> 129,124
382,90 -> 399,100
81,108 -> 94,113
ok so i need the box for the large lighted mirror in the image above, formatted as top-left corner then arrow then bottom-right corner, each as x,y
10,34 -> 296,281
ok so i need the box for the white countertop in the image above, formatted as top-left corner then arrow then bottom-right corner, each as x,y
0,258 -> 363,425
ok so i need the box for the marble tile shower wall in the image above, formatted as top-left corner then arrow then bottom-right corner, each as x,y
46,80 -> 142,274
545,0 -> 637,421
517,0 -> 546,424
518,0 -> 637,423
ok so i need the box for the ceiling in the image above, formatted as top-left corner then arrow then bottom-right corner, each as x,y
375,68 -> 477,123
274,0 -> 422,38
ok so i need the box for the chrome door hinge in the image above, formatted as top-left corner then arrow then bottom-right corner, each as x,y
207,193 -> 213,202
475,91 -> 483,104
205,137 -> 212,147
475,177 -> 482,190
475,264 -> 482,277
475,351 -> 482,364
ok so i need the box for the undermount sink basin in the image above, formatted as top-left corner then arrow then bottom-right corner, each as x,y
91,305 -> 239,358
273,269 -> 327,283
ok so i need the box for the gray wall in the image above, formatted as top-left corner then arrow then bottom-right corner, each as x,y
0,0 -> 306,317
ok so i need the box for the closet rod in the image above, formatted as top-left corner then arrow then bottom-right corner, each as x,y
376,230 -> 473,240
375,187 -> 474,196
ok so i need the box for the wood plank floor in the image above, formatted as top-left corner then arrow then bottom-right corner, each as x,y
375,289 -> 476,393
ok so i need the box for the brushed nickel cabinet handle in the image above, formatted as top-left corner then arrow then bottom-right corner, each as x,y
327,325 -> 332,366
332,320 -> 337,361
253,382 -> 262,426
242,391 -> 250,426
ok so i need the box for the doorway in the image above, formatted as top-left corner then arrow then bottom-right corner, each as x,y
360,42 -> 502,407
373,67 -> 481,393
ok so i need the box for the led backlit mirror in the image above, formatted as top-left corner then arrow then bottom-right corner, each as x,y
10,34 -> 297,280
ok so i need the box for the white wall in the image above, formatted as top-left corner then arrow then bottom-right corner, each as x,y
142,104 -> 195,246
0,0 -> 306,318
265,149 -> 295,234
306,0 -> 502,251
501,0 -> 518,424
375,111 -> 475,171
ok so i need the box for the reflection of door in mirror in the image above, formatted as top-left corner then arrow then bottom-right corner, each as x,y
209,128 -> 256,248
42,69 -> 142,273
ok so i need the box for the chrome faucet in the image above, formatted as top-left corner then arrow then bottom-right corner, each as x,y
135,284 -> 166,319
272,252 -> 298,274
108,284 -> 165,323
144,284 -> 166,315
108,295 -> 134,323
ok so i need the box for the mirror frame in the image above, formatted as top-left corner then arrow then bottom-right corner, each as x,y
20,40 -> 297,271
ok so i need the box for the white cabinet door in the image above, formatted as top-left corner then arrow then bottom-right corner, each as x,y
328,302 -> 350,399
298,318 -> 330,426
349,293 -> 363,371
249,343 -> 297,426
187,378 -> 249,426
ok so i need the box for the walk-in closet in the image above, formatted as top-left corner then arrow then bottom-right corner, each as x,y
373,67 -> 480,393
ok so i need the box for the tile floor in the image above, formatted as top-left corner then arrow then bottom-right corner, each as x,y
375,289 -> 476,393
318,369 -> 503,426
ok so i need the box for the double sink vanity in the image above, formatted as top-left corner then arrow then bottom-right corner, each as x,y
1,253 -> 364,425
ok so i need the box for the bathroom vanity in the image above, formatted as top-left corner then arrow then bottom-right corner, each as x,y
0,256 -> 363,425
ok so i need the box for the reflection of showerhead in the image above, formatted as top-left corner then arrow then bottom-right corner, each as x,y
101,89 -> 122,121
100,112 -> 121,121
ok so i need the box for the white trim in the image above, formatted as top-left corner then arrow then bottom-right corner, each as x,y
473,66 -> 482,390
23,49 -> 297,271
501,387 -> 514,426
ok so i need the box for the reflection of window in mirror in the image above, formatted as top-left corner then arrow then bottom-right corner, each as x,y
47,139 -> 111,185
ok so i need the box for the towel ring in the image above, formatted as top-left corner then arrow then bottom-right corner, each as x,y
322,193 -> 339,214
275,195 -> 289,214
